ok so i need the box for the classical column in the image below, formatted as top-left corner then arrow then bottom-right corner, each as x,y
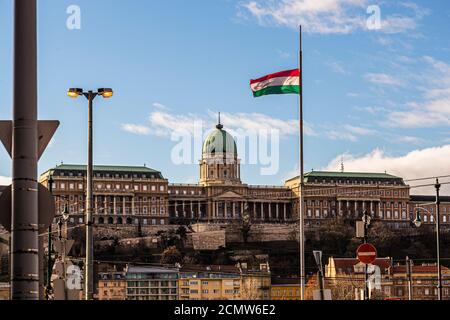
253,202 -> 256,220
268,203 -> 272,221
104,197 -> 107,215
113,196 -> 117,215
261,202 -> 265,221
370,202 -> 374,216
232,202 -> 236,219
378,202 -> 382,218
241,202 -> 244,217
276,203 -> 279,220
123,197 -> 126,216
283,203 -> 287,221
198,200 -> 201,218
338,200 -> 342,216
182,201 -> 186,218
354,201 -> 357,217
175,201 -> 178,218
131,197 -> 135,215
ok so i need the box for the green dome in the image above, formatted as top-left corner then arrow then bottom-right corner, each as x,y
202,124 -> 237,156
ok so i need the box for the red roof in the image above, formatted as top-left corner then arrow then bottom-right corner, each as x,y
330,257 -> 391,274
393,264 -> 450,274
180,265 -> 240,274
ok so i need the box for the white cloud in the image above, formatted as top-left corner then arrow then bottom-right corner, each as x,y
364,73 -> 405,87
326,130 -> 357,142
383,57 -> 450,128
0,176 -> 11,186
122,110 -> 318,140
238,0 -> 425,34
344,125 -> 375,136
152,102 -> 169,110
325,124 -> 375,142
121,124 -> 151,136
324,145 -> 450,194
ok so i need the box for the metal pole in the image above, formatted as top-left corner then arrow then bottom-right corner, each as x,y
11,0 -> 39,300
435,179 -> 442,301
85,93 -> 95,300
406,256 -> 412,300
46,176 -> 54,299
364,211 -> 369,300
298,25 -> 305,301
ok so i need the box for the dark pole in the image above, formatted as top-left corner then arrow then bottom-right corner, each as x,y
85,92 -> 95,300
406,256 -> 413,300
45,175 -> 54,299
435,178 -> 442,300
364,210 -> 369,300
298,24 -> 305,301
11,0 -> 39,300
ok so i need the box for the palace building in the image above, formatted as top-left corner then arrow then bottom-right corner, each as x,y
38,121 -> 450,229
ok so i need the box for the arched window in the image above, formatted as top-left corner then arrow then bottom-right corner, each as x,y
424,215 -> 428,223
126,217 -> 132,225
98,217 -> 104,224
117,217 -> 123,225
108,217 -> 114,224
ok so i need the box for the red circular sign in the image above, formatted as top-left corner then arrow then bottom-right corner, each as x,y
357,243 -> 377,264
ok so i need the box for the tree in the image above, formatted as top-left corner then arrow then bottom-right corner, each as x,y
161,246 -> 182,265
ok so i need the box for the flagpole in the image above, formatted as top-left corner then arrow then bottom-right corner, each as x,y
298,25 -> 305,301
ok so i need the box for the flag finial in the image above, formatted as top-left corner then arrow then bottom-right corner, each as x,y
216,112 -> 223,130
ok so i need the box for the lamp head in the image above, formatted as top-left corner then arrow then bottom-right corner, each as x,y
413,209 -> 422,228
68,88 -> 83,98
362,210 -> 371,225
62,203 -> 70,221
98,88 -> 113,98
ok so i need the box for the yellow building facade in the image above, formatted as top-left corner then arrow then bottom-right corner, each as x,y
179,266 -> 241,300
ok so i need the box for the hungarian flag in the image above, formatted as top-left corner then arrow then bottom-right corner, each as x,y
250,69 -> 300,97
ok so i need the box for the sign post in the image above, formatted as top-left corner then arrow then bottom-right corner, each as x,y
357,243 -> 377,265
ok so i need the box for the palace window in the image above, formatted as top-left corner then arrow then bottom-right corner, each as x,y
134,185 -> 139,191
151,185 -> 156,191
160,186 -> 165,192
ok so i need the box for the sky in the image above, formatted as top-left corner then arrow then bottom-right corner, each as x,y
1,0 -> 450,194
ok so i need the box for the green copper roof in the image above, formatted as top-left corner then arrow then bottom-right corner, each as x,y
286,171 -> 403,182
42,164 -> 164,178
202,124 -> 237,156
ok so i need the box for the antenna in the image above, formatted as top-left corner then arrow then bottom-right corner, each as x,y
216,111 -> 223,130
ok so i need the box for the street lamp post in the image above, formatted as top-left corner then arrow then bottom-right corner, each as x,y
412,178 -> 442,301
67,88 -> 113,300
45,174 -> 54,300
362,210 -> 371,300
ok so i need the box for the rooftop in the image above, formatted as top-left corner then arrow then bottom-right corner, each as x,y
180,265 -> 240,274
329,257 -> 392,274
286,171 -> 405,184
126,265 -> 178,274
42,164 -> 164,178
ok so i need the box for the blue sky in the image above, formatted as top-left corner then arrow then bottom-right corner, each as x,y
1,0 -> 450,189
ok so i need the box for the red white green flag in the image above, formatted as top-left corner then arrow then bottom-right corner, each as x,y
250,69 -> 300,97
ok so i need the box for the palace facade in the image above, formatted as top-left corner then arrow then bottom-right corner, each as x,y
38,121 -> 450,228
